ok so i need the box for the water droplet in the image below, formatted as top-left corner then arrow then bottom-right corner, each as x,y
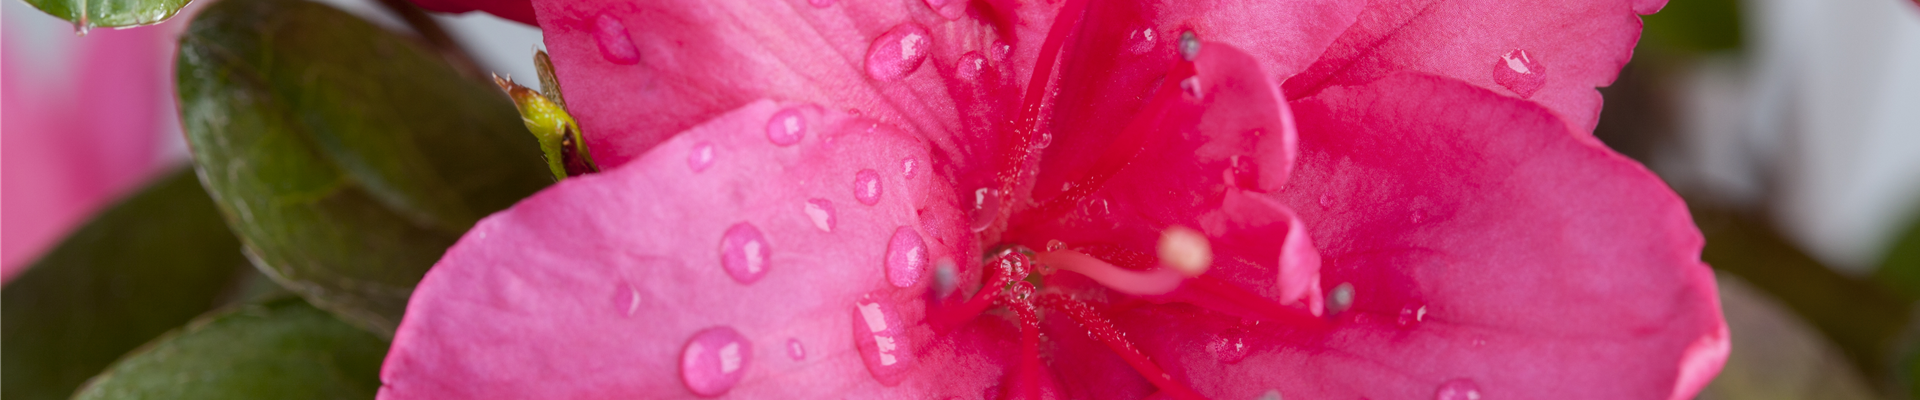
614,283 -> 641,317
885,227 -> 929,288
1181,76 -> 1203,99
1327,283 -> 1355,315
1008,281 -> 1036,300
1127,27 -> 1158,54
1396,304 -> 1427,328
1257,389 -> 1284,400
854,169 -> 884,205
688,142 -> 716,172
1491,49 -> 1545,98
969,188 -> 1001,232
1318,193 -> 1333,208
1410,209 -> 1427,224
1034,131 -> 1053,149
809,0 -> 833,7
1045,240 -> 1067,252
680,326 -> 753,396
955,51 -> 988,83
720,223 -> 771,284
865,24 -> 933,81
592,13 -> 640,65
1206,327 -> 1250,364
765,107 -> 807,146
991,41 -> 1011,62
805,198 -> 837,232
1433,378 -> 1482,400
901,157 -> 919,179
787,338 -> 807,360
852,293 -> 914,386
1178,30 -> 1201,61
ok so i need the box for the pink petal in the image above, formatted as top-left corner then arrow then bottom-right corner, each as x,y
1280,0 -> 1661,135
1100,73 -> 1723,399
1036,0 -> 1362,201
532,0 -> 1066,193
380,101 -> 1019,398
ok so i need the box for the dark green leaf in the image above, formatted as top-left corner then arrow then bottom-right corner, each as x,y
71,298 -> 388,400
175,0 -> 551,334
1875,210 -> 1920,301
1640,0 -> 1743,53
20,0 -> 189,31
2,169 -> 255,400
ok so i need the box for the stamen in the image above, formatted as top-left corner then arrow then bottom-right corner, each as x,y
931,250 -> 1032,330
1035,250 -> 1185,295
1037,293 -> 1207,400
1006,294 -> 1046,400
1156,226 -> 1212,276
1180,275 -> 1328,330
992,0 -> 1091,235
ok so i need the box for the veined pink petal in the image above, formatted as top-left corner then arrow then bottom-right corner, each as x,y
1118,72 -> 1721,399
1281,0 -> 1663,135
381,101 -> 1012,398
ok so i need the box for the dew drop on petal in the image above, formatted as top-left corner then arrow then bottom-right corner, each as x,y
680,326 -> 753,396
900,157 -> 919,179
592,13 -> 640,65
1178,30 -> 1201,61
854,169 -> 884,205
969,188 -> 1001,232
852,293 -> 914,386
884,227 -> 929,288
766,107 -> 807,146
688,142 -> 716,172
613,282 -> 641,317
1396,304 -> 1427,328
787,338 -> 807,360
955,51 -> 988,83
1318,193 -> 1333,208
1206,327 -> 1250,364
991,41 -> 1011,63
1127,27 -> 1157,54
805,198 -> 837,232
865,24 -> 933,82
1008,281 -> 1036,301
1257,389 -> 1283,400
1492,49 -> 1545,98
1410,209 -> 1428,224
720,223 -> 771,284
1433,378 -> 1483,400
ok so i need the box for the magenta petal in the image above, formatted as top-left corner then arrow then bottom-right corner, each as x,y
1282,0 -> 1660,134
1114,73 -> 1724,399
378,101 -> 1019,398
533,0 -> 1027,189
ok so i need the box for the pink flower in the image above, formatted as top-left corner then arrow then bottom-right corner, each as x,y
380,0 -> 1727,399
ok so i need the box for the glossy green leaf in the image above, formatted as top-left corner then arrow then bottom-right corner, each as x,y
20,0 -> 189,31
175,0 -> 551,334
71,298 -> 388,400
2,169 -> 255,400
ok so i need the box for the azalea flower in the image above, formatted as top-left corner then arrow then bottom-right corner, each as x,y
378,0 -> 1728,398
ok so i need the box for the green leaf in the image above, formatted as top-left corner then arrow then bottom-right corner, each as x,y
175,0 -> 551,334
1875,210 -> 1920,301
71,298 -> 388,400
20,0 -> 190,31
2,169 -> 255,400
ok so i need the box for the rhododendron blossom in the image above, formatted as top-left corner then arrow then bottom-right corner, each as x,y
379,0 -> 1728,398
